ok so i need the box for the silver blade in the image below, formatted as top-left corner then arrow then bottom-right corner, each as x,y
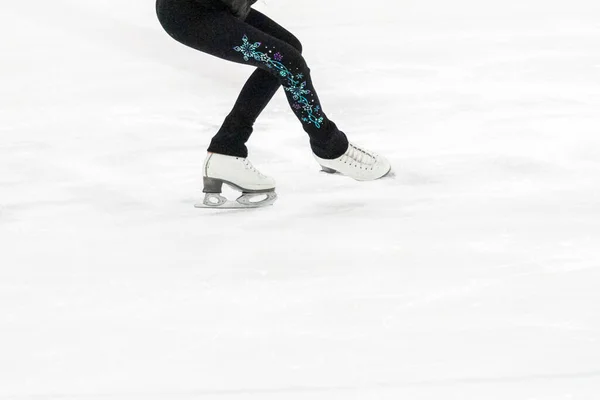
195,192 -> 277,209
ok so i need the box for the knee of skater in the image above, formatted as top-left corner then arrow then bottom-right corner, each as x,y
287,57 -> 310,77
299,58 -> 311,73
287,35 -> 303,54
156,2 -> 169,26
156,3 -> 183,38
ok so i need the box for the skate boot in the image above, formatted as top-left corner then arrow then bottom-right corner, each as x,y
313,142 -> 392,181
195,152 -> 277,209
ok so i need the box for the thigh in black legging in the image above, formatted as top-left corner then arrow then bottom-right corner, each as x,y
157,0 -> 324,127
244,9 -> 303,53
158,2 -> 302,72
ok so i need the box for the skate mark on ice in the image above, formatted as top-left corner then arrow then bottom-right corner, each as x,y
9,370 -> 600,399
398,278 -> 499,309
490,257 -> 600,277
303,201 -> 368,217
398,256 -> 599,311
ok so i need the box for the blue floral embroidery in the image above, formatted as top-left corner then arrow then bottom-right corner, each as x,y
233,35 -> 324,128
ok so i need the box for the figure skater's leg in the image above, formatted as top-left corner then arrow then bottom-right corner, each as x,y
156,0 -> 348,159
209,9 -> 305,157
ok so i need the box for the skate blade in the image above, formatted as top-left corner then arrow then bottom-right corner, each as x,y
320,166 -> 338,174
321,165 -> 393,180
195,192 -> 277,209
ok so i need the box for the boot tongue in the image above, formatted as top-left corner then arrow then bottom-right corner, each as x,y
348,144 -> 376,165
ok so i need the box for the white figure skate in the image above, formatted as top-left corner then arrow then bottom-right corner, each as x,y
195,153 -> 277,209
313,142 -> 392,181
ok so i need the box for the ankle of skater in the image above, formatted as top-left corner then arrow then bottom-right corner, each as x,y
206,142 -> 248,159
310,127 -> 349,160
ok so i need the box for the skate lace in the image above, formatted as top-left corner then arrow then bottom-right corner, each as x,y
242,158 -> 266,178
345,143 -> 376,165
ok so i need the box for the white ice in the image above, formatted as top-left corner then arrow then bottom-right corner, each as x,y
1,0 -> 600,399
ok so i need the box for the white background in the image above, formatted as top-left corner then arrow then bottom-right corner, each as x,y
1,0 -> 600,399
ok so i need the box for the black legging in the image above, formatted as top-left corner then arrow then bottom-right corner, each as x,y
156,0 -> 348,159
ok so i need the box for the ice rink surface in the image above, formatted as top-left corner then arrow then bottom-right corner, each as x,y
1,0 -> 600,398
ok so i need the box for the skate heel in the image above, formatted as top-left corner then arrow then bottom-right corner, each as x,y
321,166 -> 337,174
203,177 -> 224,193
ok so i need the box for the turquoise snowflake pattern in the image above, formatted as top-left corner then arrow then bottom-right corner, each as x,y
233,34 -> 324,128
285,81 -> 311,101
233,35 -> 262,61
257,53 -> 270,62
